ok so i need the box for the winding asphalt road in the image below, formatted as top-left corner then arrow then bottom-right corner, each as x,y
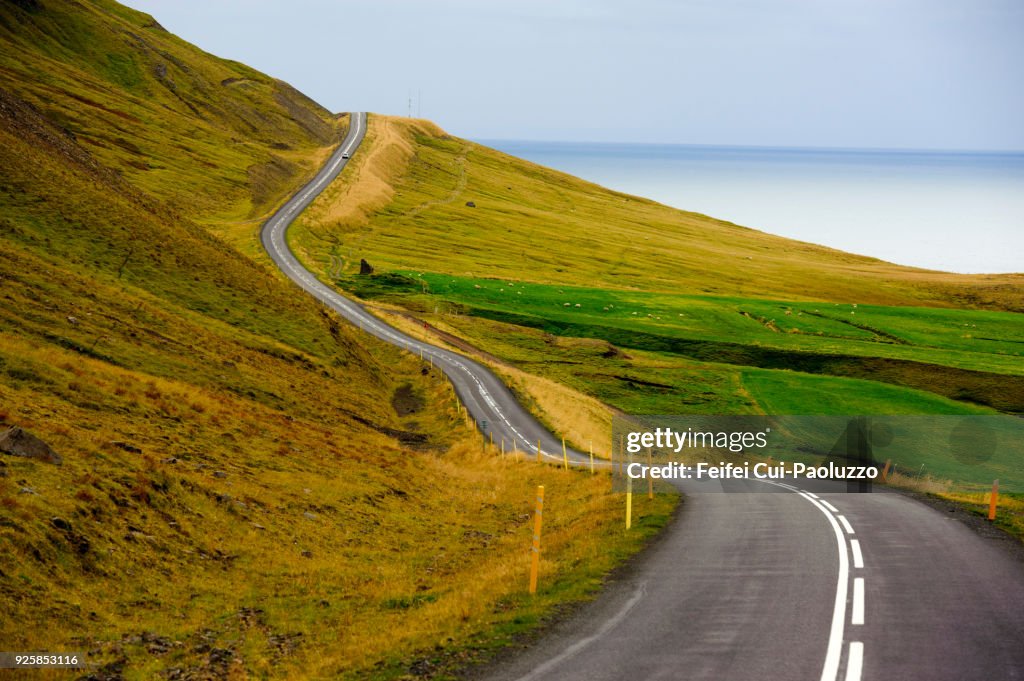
261,112 -> 583,464
261,113 -> 1024,681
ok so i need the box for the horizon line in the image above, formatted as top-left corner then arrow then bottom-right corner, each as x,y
470,137 -> 1024,156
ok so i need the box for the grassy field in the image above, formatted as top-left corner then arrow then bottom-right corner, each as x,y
0,2 -> 676,678
340,272 -> 1021,416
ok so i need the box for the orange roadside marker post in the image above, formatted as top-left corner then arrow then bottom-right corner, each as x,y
988,479 -> 999,521
880,459 -> 892,483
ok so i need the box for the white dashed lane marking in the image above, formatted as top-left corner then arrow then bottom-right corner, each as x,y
850,539 -> 864,569
851,578 -> 865,626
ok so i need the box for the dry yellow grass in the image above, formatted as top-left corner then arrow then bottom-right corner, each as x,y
290,115 -> 427,278
372,306 -> 617,457
881,473 -> 1024,542
0,329 -> 673,678
494,364 -> 616,456
311,116 -> 413,228
884,470 -> 955,495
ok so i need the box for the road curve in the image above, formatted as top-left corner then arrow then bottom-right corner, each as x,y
474,479 -> 1024,681
263,114 -> 1024,681
261,112 -> 584,464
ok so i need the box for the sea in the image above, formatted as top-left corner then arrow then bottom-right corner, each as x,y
478,140 -> 1024,275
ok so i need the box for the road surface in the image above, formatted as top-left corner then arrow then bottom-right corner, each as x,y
477,477 -> 1024,681
261,113 -> 1024,681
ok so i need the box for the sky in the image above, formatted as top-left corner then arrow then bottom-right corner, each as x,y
123,0 -> 1024,150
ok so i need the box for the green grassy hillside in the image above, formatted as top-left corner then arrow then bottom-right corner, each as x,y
292,116 -> 1023,312
0,2 -> 673,678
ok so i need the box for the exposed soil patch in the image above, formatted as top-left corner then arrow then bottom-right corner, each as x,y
391,383 -> 426,417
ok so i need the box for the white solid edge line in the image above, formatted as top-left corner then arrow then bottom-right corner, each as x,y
850,539 -> 864,569
797,492 -> 850,681
845,642 -> 864,681
512,582 -> 648,681
820,500 -> 840,513
837,515 -> 855,535
851,578 -> 865,626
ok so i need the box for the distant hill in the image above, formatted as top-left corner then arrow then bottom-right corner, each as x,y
292,115 -> 1023,312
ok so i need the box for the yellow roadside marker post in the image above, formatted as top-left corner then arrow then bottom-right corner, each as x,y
626,453 -> 633,530
529,485 -> 545,594
562,438 -> 568,470
988,479 -> 1000,521
536,439 -> 542,464
589,440 -> 595,474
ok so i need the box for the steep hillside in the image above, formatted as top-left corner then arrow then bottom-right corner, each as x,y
0,2 -> 672,678
292,116 -> 1022,311
0,0 -> 342,227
